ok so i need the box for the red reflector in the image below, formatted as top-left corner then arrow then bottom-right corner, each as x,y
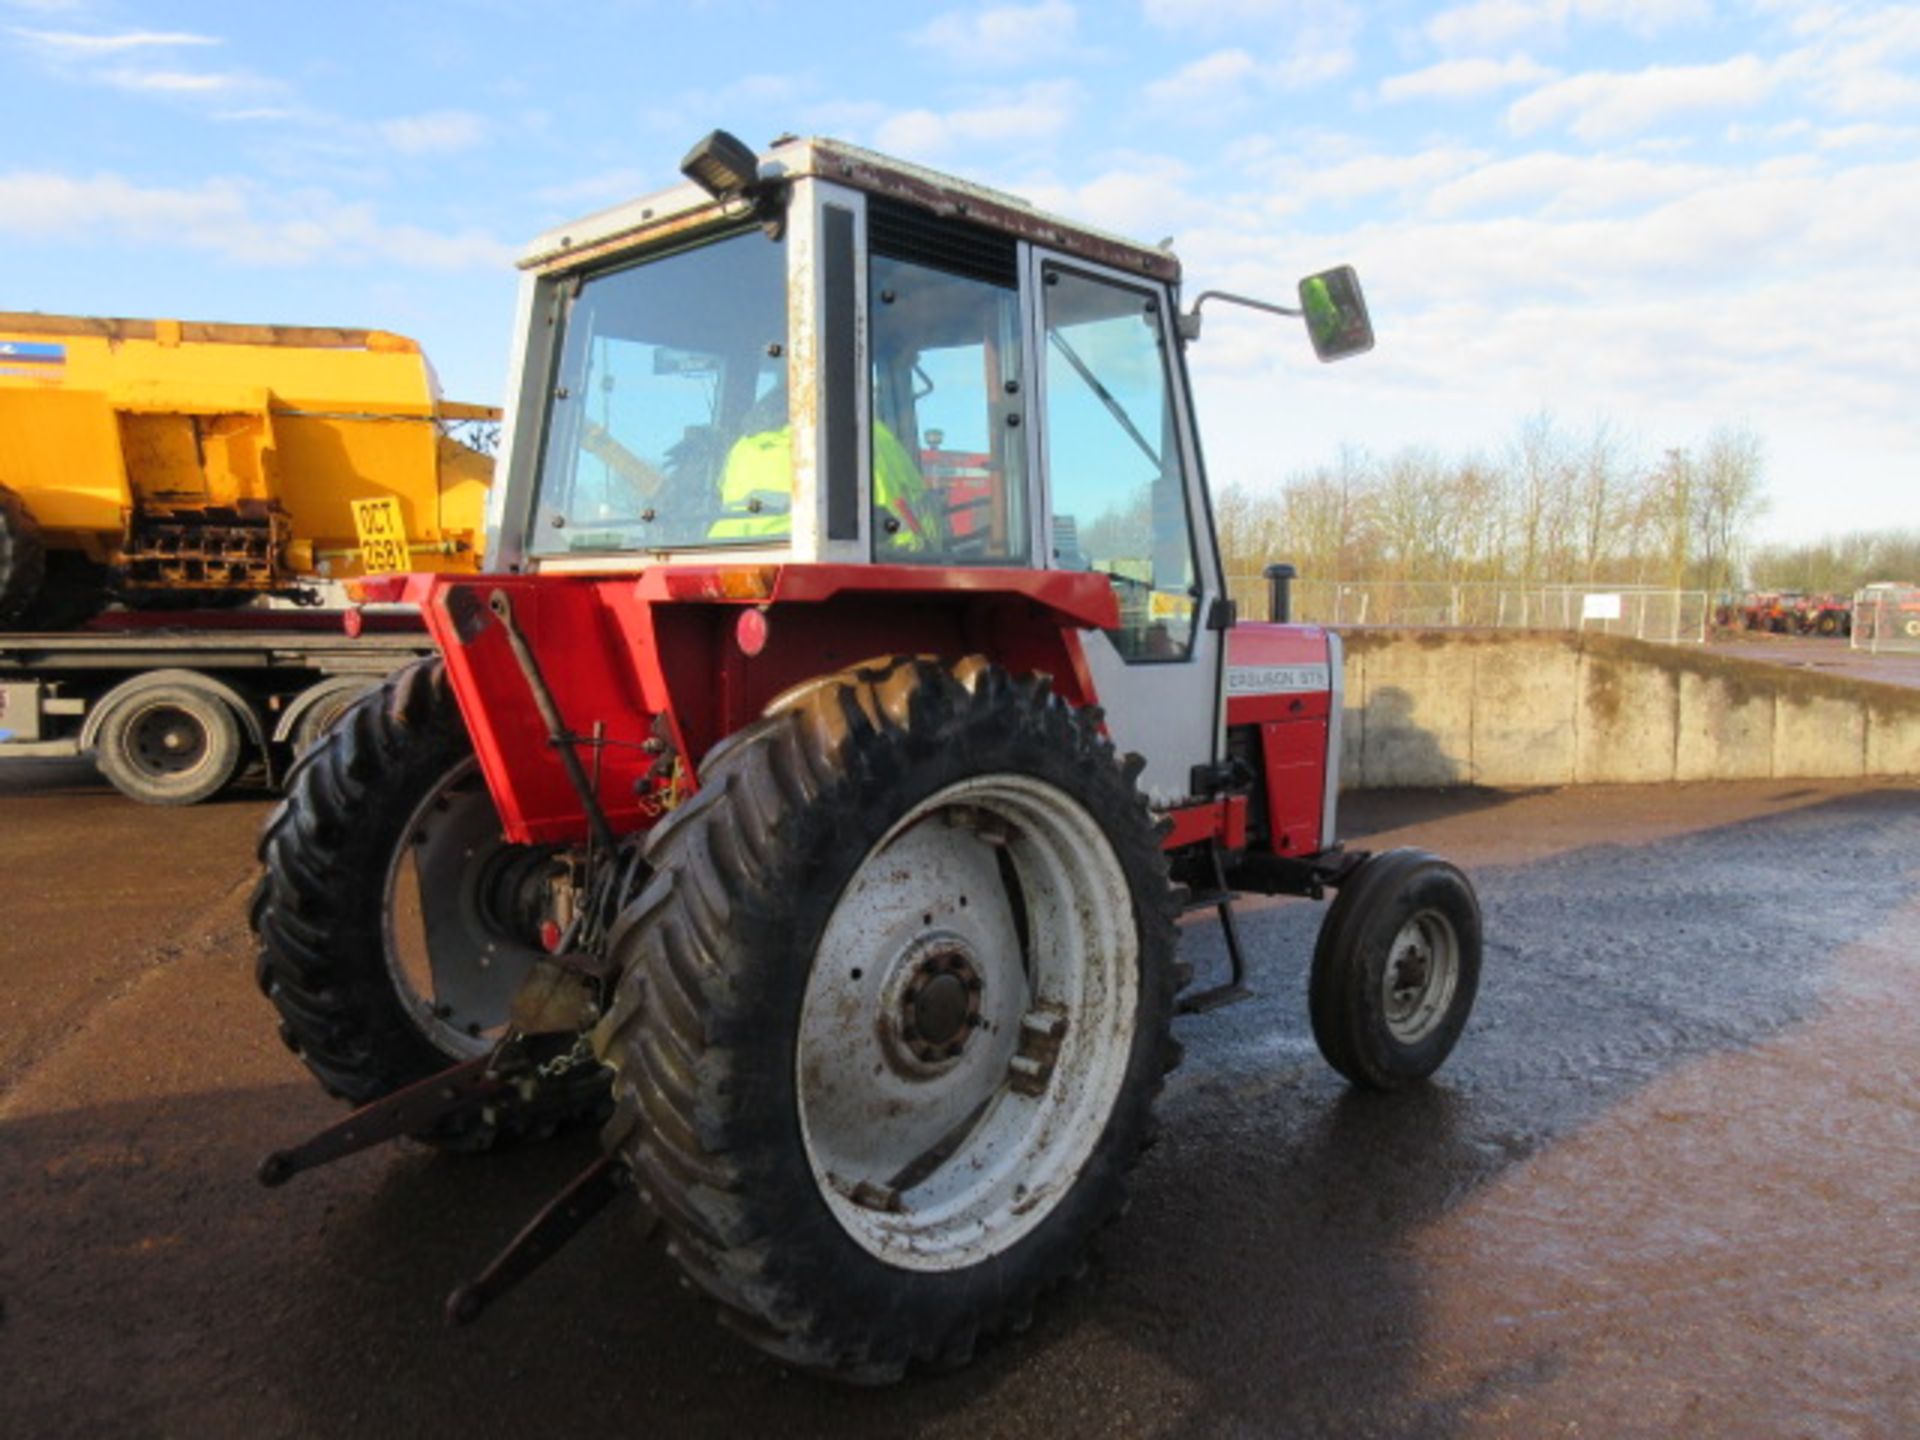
538,920 -> 563,954
736,606 -> 769,657
342,607 -> 365,638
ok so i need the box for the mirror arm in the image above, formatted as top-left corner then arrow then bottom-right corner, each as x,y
1178,289 -> 1303,342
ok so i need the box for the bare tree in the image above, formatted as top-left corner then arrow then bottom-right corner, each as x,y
1693,424 -> 1767,596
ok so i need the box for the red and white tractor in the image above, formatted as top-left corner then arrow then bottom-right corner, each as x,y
251,131 -> 1483,1382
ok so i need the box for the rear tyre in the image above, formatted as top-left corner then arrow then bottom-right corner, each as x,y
1309,847 -> 1482,1091
0,484 -> 47,625
252,657 -> 608,1149
594,656 -> 1181,1381
94,681 -> 244,805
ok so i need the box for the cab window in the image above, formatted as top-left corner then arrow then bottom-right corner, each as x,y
867,204 -> 1028,565
1042,266 -> 1198,660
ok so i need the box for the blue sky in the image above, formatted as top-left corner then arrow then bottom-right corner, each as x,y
2,0 -> 1914,544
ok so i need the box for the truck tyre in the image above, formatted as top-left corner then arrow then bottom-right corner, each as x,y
252,658 -> 607,1150
94,680 -> 245,805
0,484 -> 47,624
19,552 -> 110,630
288,676 -> 377,755
593,656 -> 1183,1382
1309,847 -> 1481,1091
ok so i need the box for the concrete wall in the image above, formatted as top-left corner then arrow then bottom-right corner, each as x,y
1339,629 -> 1920,788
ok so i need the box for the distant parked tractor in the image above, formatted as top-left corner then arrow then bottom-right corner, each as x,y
0,313 -> 497,629
251,132 -> 1483,1381
1726,590 -> 1852,637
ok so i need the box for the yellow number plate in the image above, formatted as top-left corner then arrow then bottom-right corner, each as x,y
351,497 -> 411,574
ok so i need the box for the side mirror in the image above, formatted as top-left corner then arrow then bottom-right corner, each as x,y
1299,265 -> 1373,362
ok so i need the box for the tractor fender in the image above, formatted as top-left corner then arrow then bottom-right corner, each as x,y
82,668 -> 266,759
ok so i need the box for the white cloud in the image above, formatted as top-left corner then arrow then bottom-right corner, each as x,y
1145,49 -> 1260,109
379,110 -> 488,157
873,81 -> 1080,159
1782,5 -> 1920,116
96,66 -> 253,94
909,2 -> 1078,66
1139,0 -> 1355,84
1017,152 -> 1215,236
1508,56 -> 1776,140
9,28 -> 219,52
1424,150 -> 1719,217
1425,0 -> 1712,52
1144,17 -> 1355,116
0,171 -> 512,270
1142,0 -> 1305,25
1380,54 -> 1557,102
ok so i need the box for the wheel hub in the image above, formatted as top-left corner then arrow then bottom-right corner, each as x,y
899,950 -> 983,1061
1381,910 -> 1460,1044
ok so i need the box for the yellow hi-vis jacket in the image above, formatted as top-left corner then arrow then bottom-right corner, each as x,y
707,424 -> 944,550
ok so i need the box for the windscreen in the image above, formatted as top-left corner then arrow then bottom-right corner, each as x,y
529,227 -> 788,555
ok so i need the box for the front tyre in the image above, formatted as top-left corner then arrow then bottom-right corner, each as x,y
1309,847 -> 1482,1091
593,656 -> 1181,1381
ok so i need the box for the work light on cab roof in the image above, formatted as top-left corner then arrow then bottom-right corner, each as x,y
250,126 -> 1477,1387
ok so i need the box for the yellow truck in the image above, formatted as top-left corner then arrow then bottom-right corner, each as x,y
0,313 -> 496,628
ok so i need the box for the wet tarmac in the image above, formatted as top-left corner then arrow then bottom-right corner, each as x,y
1704,630 -> 1920,691
1,763 -> 1916,1438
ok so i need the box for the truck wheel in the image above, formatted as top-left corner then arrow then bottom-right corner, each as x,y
1309,847 -> 1481,1091
288,676 -> 377,755
594,656 -> 1182,1381
0,484 -> 47,624
20,552 -> 110,630
94,680 -> 244,805
252,658 -> 607,1149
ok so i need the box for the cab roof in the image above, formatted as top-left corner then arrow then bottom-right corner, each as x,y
518,135 -> 1181,286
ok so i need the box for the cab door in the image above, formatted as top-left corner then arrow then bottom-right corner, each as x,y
1030,253 -> 1224,805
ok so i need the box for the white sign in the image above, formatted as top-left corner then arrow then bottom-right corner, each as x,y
1226,664 -> 1331,696
1582,592 -> 1623,621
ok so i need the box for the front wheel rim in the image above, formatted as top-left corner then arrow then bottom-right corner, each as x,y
1381,908 -> 1461,1044
797,773 -> 1140,1273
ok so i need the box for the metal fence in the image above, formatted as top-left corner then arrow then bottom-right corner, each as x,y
1225,577 -> 1712,644
1851,586 -> 1920,654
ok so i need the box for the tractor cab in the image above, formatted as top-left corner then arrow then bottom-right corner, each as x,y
486,130 -> 1370,802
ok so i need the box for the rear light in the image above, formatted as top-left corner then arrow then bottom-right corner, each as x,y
342,607 -> 365,638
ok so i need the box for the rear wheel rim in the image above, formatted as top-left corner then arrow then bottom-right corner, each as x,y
383,758 -> 551,1059
1381,908 -> 1460,1045
797,773 -> 1139,1273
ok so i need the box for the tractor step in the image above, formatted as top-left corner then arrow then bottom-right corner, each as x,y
256,1054 -> 507,1187
1175,846 -> 1254,1015
445,1153 -> 634,1326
